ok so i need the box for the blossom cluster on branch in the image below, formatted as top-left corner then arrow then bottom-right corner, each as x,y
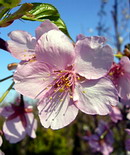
6,20 -> 119,130
0,1 -> 130,155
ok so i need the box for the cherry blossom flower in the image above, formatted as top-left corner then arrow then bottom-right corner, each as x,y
109,106 -> 122,123
12,20 -> 118,129
125,106 -> 130,120
120,98 -> 130,107
7,31 -> 36,61
85,121 -> 114,155
0,136 -> 2,147
125,129 -> 130,135
125,139 -> 130,152
108,56 -> 130,100
127,110 -> 130,120
7,20 -> 58,61
0,98 -> 37,143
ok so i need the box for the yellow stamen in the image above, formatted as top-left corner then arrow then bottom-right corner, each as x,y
29,59 -> 36,63
82,90 -> 86,93
49,96 -> 52,100
77,76 -> 80,80
59,88 -> 64,93
60,99 -> 63,102
70,95 -> 73,98
109,72 -> 114,76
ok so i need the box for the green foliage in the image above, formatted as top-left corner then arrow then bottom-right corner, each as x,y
2,123 -> 73,155
22,3 -> 60,21
22,3 -> 72,40
1,112 -> 128,155
52,18 -> 72,40
0,0 -> 21,8
0,5 -> 10,20
0,2 -> 71,39
0,3 -> 33,27
26,126 -> 72,155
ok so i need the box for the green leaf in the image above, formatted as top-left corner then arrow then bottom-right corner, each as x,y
0,5 -> 10,20
0,3 -> 33,27
22,3 -> 72,40
52,18 -> 73,40
22,3 -> 60,21
0,0 -> 21,8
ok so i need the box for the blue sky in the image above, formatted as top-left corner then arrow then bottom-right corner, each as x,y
0,0 -> 129,102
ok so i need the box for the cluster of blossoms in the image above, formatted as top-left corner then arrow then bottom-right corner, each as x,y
6,20 -> 119,130
108,56 -> 130,100
1,20 -> 130,154
83,55 -> 130,154
0,97 -> 37,144
83,121 -> 114,155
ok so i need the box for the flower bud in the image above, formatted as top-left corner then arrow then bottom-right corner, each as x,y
7,63 -> 18,70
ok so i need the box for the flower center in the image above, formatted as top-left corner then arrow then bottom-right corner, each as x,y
7,105 -> 33,128
54,71 -> 76,95
109,64 -> 125,78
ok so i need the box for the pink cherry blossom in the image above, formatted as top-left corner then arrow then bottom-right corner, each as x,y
125,139 -> 130,151
13,20 -> 118,129
7,31 -> 36,61
108,56 -> 130,100
85,121 -> 114,155
0,136 -> 2,147
126,108 -> 130,120
0,98 -> 37,143
7,20 -> 58,61
109,106 -> 122,123
125,128 -> 130,135
0,150 -> 4,155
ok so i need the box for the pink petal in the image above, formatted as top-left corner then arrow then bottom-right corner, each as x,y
38,92 -> 78,130
35,20 -> 59,40
101,142 -> 113,155
125,129 -> 130,135
89,135 -> 100,151
75,36 -> 113,79
25,113 -> 37,138
7,30 -> 36,60
35,30 -> 75,70
118,75 -> 130,100
0,150 -> 5,155
3,117 -> 26,143
0,136 -> 2,146
14,61 -> 54,99
96,120 -> 108,135
120,56 -> 130,73
76,34 -> 86,41
127,112 -> 130,120
0,106 -> 14,118
125,139 -> 130,151
73,77 -> 118,115
109,106 -> 122,123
